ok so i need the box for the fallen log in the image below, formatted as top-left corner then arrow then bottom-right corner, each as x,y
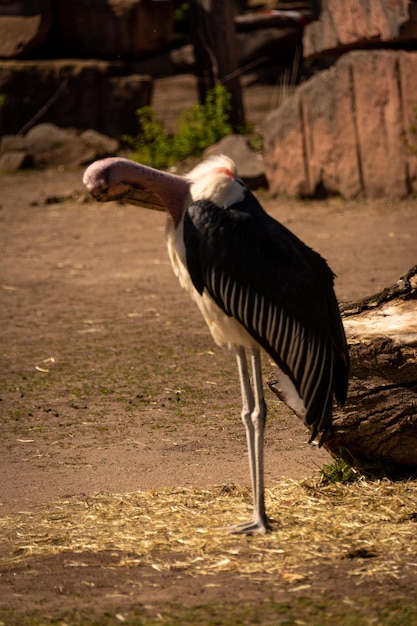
267,265 -> 417,475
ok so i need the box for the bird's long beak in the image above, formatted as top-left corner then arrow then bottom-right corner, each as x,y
83,158 -> 190,222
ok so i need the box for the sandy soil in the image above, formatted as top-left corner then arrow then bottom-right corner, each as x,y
2,169 -> 416,514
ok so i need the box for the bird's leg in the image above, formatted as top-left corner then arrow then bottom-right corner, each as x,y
249,347 -> 270,529
228,346 -> 270,534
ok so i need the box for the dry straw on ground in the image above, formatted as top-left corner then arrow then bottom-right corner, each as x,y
1,479 -> 417,584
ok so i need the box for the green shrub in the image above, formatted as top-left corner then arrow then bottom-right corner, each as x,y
125,85 -> 233,168
319,453 -> 360,485
130,106 -> 174,170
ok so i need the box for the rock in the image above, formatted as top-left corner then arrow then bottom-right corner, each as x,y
169,45 -> 195,73
132,22 -> 306,81
0,60 -> 152,138
205,134 -> 266,189
54,0 -> 174,59
235,10 -> 309,32
22,123 -> 97,168
236,27 -> 303,66
263,50 -> 417,200
304,0 -> 417,58
0,135 -> 28,152
24,123 -> 77,151
0,0 -> 52,58
0,123 -> 120,170
31,141 -> 97,169
79,129 -> 119,156
0,150 -> 31,171
234,7 -> 308,67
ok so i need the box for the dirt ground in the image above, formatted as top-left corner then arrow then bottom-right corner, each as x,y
1,77 -> 417,624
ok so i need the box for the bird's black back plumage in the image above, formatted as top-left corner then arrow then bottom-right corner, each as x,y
183,190 -> 349,442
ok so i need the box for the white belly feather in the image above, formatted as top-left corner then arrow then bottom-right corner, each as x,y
165,217 -> 257,351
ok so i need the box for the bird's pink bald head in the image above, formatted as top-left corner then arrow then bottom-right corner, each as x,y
83,157 -> 191,225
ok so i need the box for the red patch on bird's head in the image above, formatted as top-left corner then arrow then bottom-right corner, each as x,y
215,166 -> 235,180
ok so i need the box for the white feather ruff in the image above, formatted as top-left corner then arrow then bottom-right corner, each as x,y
186,155 -> 245,208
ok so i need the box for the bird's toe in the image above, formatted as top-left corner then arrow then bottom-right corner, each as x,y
227,518 -> 272,535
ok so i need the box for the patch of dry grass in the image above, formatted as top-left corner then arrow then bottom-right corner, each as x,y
1,479 -> 417,585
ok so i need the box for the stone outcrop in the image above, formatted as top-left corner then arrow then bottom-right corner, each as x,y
0,0 -> 173,60
0,60 -> 152,138
0,123 -> 120,170
263,50 -> 417,199
304,0 -> 417,58
0,0 -> 53,58
53,0 -> 174,59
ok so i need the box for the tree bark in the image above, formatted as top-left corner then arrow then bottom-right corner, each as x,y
267,266 -> 417,475
189,0 -> 245,130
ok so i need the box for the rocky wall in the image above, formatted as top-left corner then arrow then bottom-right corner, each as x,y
0,60 -> 152,138
263,50 -> 417,199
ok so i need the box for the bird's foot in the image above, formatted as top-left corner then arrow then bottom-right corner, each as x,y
227,517 -> 272,535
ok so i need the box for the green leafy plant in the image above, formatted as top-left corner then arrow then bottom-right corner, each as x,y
125,85 -> 233,168
319,452 -> 360,485
128,105 -> 173,169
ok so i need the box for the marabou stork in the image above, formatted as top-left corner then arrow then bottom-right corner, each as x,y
83,155 -> 349,534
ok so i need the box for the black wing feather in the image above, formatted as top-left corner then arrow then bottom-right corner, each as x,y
183,192 -> 349,441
